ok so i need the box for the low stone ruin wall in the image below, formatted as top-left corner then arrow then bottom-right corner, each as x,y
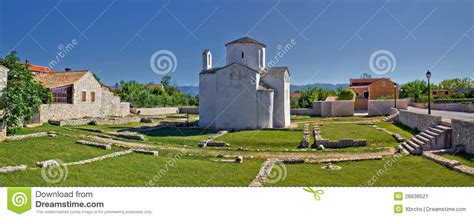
368,99 -> 408,116
298,123 -> 310,148
312,125 -> 366,148
178,107 -> 199,114
131,107 -> 179,115
49,116 -> 140,126
423,150 -> 474,176
398,110 -> 442,131
451,119 -> 474,155
290,108 -> 315,116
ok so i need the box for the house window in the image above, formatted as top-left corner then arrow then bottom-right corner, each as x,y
82,91 -> 87,102
91,91 -> 96,102
382,82 -> 386,86
51,86 -> 73,104
241,51 -> 244,59
445,91 -> 449,95
363,91 -> 369,99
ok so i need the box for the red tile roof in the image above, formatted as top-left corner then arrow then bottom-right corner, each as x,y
290,92 -> 301,98
35,71 -> 89,89
28,65 -> 54,73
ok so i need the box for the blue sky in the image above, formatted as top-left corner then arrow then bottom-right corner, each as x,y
1,0 -> 473,86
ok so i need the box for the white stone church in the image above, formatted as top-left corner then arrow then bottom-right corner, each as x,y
199,37 -> 290,130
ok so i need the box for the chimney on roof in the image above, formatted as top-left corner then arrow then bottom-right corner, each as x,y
25,59 -> 30,65
65,68 -> 72,72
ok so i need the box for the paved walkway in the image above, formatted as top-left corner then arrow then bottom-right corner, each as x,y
407,106 -> 474,122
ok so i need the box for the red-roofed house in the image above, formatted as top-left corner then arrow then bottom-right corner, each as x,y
349,78 -> 398,110
34,69 -> 130,123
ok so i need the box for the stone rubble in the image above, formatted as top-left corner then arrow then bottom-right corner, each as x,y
92,116 -> 141,126
77,140 -> 112,150
64,150 -> 134,166
0,164 -> 27,173
133,149 -> 159,156
197,130 -> 229,147
35,159 -> 60,168
6,132 -> 54,141
314,155 -> 383,163
107,131 -> 145,141
298,123 -> 310,148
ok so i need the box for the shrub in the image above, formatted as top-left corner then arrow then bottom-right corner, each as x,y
337,88 -> 355,100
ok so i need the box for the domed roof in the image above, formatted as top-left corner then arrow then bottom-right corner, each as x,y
225,37 -> 266,48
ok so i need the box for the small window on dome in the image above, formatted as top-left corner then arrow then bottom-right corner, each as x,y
241,52 -> 244,59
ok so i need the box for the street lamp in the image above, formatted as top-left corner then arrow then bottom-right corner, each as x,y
426,70 -> 432,114
394,83 -> 397,108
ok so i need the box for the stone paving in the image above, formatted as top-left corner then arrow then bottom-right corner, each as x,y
249,159 -> 278,187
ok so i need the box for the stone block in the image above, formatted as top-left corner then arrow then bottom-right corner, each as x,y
133,149 -> 159,156
206,141 -> 229,147
77,140 -> 112,150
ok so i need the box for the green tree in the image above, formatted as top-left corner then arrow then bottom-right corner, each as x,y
399,80 -> 428,101
298,88 -> 318,108
336,88 -> 355,100
0,51 -> 49,133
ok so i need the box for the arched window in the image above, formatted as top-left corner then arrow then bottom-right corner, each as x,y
241,51 -> 244,59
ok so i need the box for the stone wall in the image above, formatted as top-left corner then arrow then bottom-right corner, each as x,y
431,103 -> 474,113
290,108 -> 314,115
310,101 -> 355,117
131,107 -> 179,115
398,110 -> 442,131
178,107 -> 199,114
451,119 -> 474,154
368,99 -> 408,116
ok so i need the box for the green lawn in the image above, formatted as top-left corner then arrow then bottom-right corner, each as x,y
319,123 -> 399,148
264,156 -> 474,186
216,130 -> 303,150
375,122 -> 418,140
0,134 -> 124,167
1,154 -> 263,187
442,153 -> 474,168
141,127 -> 216,147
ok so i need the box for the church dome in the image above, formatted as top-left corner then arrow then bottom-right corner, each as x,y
225,37 -> 267,48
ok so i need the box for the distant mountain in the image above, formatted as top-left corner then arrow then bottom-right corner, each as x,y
290,83 -> 348,92
177,86 -> 199,96
177,83 -> 348,96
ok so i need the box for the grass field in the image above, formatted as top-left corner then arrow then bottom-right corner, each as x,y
319,123 -> 401,149
1,115 -> 471,187
264,156 -> 474,186
1,154 -> 264,187
216,130 -> 303,150
442,153 -> 474,168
